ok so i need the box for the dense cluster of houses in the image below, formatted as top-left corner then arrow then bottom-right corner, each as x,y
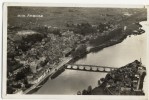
27,66 -> 51,85
105,60 -> 146,95
81,60 -> 146,95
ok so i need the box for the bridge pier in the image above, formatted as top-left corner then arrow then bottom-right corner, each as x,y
83,66 -> 86,70
90,67 -> 92,71
97,68 -> 101,72
103,68 -> 106,72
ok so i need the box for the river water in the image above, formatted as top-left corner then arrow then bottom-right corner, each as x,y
35,21 -> 148,95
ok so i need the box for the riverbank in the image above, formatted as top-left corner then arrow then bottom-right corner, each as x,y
71,21 -> 145,63
7,7 -> 147,94
80,60 -> 146,95
35,21 -> 147,94
22,57 -> 72,94
23,21 -> 145,94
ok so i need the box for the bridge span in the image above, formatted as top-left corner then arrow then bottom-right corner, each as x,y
65,64 -> 118,73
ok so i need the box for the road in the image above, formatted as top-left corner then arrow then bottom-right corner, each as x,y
23,57 -> 72,94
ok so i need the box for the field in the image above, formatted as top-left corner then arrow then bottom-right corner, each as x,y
8,7 -> 147,30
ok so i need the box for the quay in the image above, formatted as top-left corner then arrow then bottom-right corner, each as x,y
23,57 -> 72,94
23,57 -> 117,94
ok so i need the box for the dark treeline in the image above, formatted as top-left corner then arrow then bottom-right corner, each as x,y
89,28 -> 123,46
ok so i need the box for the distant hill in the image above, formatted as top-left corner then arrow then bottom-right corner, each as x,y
8,7 -> 147,30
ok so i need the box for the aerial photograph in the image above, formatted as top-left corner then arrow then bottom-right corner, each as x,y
6,6 -> 147,95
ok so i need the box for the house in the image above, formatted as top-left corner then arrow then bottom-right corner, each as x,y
13,89 -> 23,94
27,77 -> 37,85
30,61 -> 38,73
120,87 -> 131,92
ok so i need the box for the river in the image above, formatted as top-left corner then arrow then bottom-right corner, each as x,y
35,21 -> 148,95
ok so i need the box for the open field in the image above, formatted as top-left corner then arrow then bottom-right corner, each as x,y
8,7 -> 147,30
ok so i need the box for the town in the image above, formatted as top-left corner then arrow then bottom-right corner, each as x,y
7,7 -> 147,94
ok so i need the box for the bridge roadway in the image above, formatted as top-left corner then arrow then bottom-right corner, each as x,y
65,64 -> 118,72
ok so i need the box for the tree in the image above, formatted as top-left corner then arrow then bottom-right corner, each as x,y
77,91 -> 81,95
7,86 -> 15,94
52,29 -> 61,36
98,80 -> 101,86
87,85 -> 92,94
100,78 -> 105,83
82,89 -> 88,95
15,72 -> 26,81
71,44 -> 87,58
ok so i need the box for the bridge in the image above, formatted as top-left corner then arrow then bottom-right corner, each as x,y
65,64 -> 118,73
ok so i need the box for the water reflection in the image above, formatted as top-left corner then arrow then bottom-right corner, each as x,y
35,21 -> 147,95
